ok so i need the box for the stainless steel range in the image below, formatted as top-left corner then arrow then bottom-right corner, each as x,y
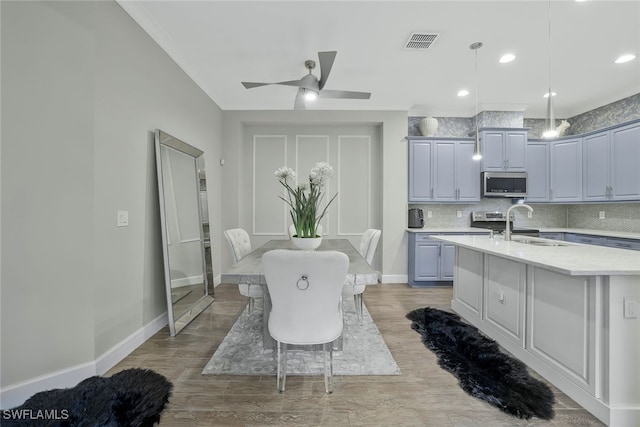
470,211 -> 539,236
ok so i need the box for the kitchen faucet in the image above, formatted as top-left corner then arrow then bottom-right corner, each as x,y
504,204 -> 533,241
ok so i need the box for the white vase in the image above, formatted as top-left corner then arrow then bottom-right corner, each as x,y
419,117 -> 438,136
291,236 -> 322,250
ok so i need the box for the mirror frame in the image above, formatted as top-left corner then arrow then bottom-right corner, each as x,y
155,129 -> 214,336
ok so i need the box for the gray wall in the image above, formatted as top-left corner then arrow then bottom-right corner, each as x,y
1,0 -> 222,389
220,110 -> 409,282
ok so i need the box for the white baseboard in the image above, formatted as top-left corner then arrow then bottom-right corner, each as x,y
381,274 -> 408,284
0,312 -> 168,410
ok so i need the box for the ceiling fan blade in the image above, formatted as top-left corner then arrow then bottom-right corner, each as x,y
294,88 -> 306,110
242,79 -> 306,89
317,51 -> 337,90
318,89 -> 371,100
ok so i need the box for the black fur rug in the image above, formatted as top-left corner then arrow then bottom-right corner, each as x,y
406,307 -> 555,420
3,368 -> 172,426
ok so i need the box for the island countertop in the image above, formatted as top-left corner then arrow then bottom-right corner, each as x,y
433,235 -> 640,276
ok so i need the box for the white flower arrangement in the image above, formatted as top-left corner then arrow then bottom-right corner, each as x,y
275,162 -> 337,238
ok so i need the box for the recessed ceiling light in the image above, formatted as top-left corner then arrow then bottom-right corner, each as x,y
574,0 -> 587,3
457,89 -> 469,97
543,92 -> 557,98
499,53 -> 516,64
615,54 -> 636,64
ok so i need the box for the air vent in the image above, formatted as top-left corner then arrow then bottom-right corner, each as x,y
404,32 -> 440,50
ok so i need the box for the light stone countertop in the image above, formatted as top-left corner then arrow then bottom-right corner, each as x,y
432,234 -> 640,276
406,227 -> 640,240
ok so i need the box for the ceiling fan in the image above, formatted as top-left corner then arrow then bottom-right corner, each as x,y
241,51 -> 371,110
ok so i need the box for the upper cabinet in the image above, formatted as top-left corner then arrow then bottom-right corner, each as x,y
408,139 -> 434,202
583,122 -> 640,201
481,129 -> 527,172
525,141 -> 549,202
408,138 -> 480,203
550,138 -> 582,202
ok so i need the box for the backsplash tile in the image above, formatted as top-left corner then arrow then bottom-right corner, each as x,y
567,203 -> 640,233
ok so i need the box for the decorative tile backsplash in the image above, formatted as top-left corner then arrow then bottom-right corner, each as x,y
408,201 -> 640,233
566,93 -> 640,135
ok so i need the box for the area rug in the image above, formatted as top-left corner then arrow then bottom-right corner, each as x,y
3,368 -> 172,426
406,307 -> 555,420
203,298 -> 400,376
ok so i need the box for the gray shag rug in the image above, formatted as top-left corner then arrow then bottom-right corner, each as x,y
203,298 -> 400,376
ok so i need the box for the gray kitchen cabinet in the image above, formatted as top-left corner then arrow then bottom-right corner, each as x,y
604,237 -> 640,251
408,139 -> 434,202
549,138 -> 582,202
433,140 -> 480,202
565,233 -> 605,246
408,138 -> 479,203
408,233 -> 471,286
526,141 -> 549,202
583,122 -> 640,201
481,129 -> 527,172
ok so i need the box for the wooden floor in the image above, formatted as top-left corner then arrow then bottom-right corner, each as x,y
108,283 -> 604,426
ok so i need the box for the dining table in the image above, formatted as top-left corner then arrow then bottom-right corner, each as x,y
220,238 -> 379,350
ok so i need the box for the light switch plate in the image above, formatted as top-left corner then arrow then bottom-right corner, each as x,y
457,211 -> 462,218
427,211 -> 433,219
117,210 -> 129,227
624,297 -> 638,318
599,211 -> 606,219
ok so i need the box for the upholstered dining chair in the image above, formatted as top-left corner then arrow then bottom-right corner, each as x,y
288,223 -> 323,238
343,229 -> 381,324
223,228 -> 263,311
262,249 -> 349,394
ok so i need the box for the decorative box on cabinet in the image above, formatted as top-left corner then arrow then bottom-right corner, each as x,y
480,129 -> 527,172
583,122 -> 640,201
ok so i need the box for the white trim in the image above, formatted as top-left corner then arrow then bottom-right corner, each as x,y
171,274 -> 204,288
252,135 -> 287,235
295,135 -> 331,235
0,312 -> 168,409
381,274 -> 408,284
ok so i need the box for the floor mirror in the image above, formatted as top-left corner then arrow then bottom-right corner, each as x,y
155,129 -> 214,336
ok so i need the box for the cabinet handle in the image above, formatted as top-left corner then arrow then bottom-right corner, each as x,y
503,160 -> 507,170
506,159 -> 509,169
431,188 -> 434,198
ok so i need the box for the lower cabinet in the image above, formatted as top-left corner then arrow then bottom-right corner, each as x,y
408,232 -> 472,286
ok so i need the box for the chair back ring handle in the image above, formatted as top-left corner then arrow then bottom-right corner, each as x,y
296,275 -> 310,290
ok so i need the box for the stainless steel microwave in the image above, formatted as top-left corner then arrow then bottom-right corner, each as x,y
482,172 -> 528,198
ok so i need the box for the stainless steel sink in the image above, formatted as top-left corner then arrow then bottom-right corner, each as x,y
511,237 -> 572,247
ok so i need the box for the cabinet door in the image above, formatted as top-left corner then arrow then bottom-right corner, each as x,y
414,241 -> 440,281
550,138 -> 582,202
456,141 -> 481,202
440,243 -> 456,280
610,123 -> 640,200
505,131 -> 527,171
526,142 -> 549,201
482,131 -> 506,171
583,132 -> 609,201
408,140 -> 434,202
433,141 -> 457,201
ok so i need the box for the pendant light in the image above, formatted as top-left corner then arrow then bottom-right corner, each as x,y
542,0 -> 559,139
470,42 -> 483,160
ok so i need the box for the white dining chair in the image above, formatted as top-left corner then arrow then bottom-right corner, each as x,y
224,228 -> 263,311
343,229 -> 381,324
262,249 -> 349,394
288,223 -> 323,238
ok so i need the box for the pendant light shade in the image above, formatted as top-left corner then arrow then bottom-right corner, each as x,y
470,42 -> 483,160
542,0 -> 559,139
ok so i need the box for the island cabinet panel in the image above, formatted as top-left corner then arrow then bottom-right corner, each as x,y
484,255 -> 526,346
453,248 -> 484,316
527,268 -> 598,396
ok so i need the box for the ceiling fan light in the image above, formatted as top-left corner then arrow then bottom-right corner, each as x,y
615,54 -> 636,64
304,89 -> 318,101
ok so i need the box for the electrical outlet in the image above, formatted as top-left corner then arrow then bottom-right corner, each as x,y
427,211 -> 433,219
498,290 -> 506,304
117,210 -> 129,227
527,211 -> 533,219
599,211 -> 606,219
624,297 -> 638,318
457,211 -> 462,218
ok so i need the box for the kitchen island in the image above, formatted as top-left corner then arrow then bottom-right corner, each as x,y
434,235 -> 640,426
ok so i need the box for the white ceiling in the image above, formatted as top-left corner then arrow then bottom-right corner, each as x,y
118,0 -> 640,118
